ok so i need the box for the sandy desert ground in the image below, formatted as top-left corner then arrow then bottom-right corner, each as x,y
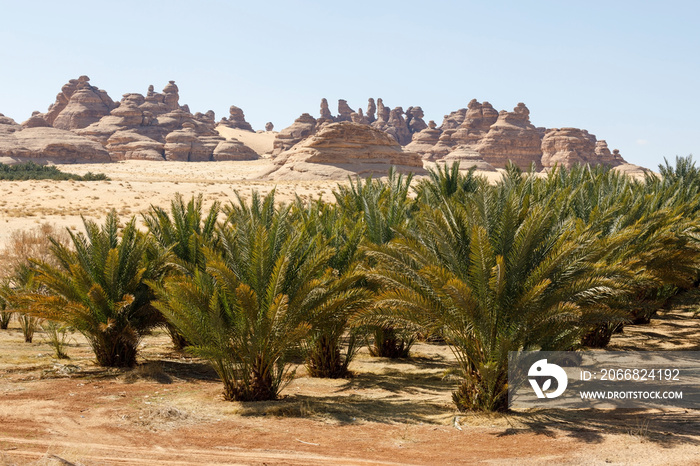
1,292 -> 699,465
0,159 -> 332,250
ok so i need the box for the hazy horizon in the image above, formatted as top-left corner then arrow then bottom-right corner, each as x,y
1,0 -> 698,169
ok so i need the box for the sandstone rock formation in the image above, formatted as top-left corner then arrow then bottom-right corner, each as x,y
320,98 -> 333,122
366,98 -> 376,123
405,120 -> 442,158
449,100 -> 498,146
2,76 -> 633,171
40,76 -> 116,131
212,139 -> 259,161
22,111 -> 51,128
540,128 -> 596,168
0,117 -> 110,163
475,103 -> 543,170
269,96 -> 632,173
163,122 -> 210,162
337,100 -> 354,122
267,122 -> 424,180
541,128 -> 626,168
105,130 -> 164,161
375,98 -> 390,125
220,105 -> 253,131
385,107 -> 412,145
436,145 -> 497,172
595,141 -> 625,165
614,156 -> 651,178
265,122 -> 274,131
406,106 -> 428,134
0,114 -> 21,134
272,113 -> 318,155
440,108 -> 467,130
1,77 -> 254,163
64,79 -> 252,162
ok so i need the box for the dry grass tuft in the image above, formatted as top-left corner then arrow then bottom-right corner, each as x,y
123,361 -> 173,384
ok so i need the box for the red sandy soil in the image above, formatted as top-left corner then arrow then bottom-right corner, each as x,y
2,292 -> 700,465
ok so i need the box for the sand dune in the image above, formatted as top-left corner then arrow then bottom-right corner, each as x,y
215,127 -> 277,155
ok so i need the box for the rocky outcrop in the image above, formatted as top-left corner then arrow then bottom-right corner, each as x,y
405,120 -> 442,158
212,139 -> 259,161
0,114 -> 21,134
385,107 -> 412,145
366,98 -> 376,123
436,145 -> 497,172
69,79 -> 252,162
449,100 -> 498,146
374,98 -> 390,127
22,111 -> 51,128
82,94 -> 159,145
105,130 -> 165,161
320,98 -> 333,122
267,122 -> 424,179
540,128 -> 596,168
595,141 -> 625,165
220,105 -> 253,131
541,128 -> 627,168
41,76 -> 116,131
406,106 -> 428,134
614,158 -> 650,178
2,77 -> 633,170
1,112 -> 110,163
475,103 -> 543,170
265,122 -> 274,131
337,100 -> 354,122
163,122 -> 210,162
272,113 -> 318,155
440,108 -> 467,131
0,126 -> 110,163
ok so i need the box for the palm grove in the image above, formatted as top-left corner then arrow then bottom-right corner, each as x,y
3,157 -> 700,412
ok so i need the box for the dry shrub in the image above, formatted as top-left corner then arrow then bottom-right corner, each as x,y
0,223 -> 71,280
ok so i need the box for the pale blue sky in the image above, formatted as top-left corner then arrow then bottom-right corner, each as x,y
1,0 -> 698,168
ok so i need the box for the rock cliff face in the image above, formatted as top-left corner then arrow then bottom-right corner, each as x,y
268,122 -> 424,179
541,128 -> 596,168
475,103 -> 543,170
0,115 -> 110,163
541,128 -> 626,168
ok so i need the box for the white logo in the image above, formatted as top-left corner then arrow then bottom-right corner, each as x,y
528,359 -> 568,399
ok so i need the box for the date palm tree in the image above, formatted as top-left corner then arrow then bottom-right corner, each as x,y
143,194 -> 220,348
364,181 -> 629,411
294,199 -> 372,378
334,169 -> 418,358
143,193 -> 220,274
154,192 -> 362,400
15,212 -> 166,367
